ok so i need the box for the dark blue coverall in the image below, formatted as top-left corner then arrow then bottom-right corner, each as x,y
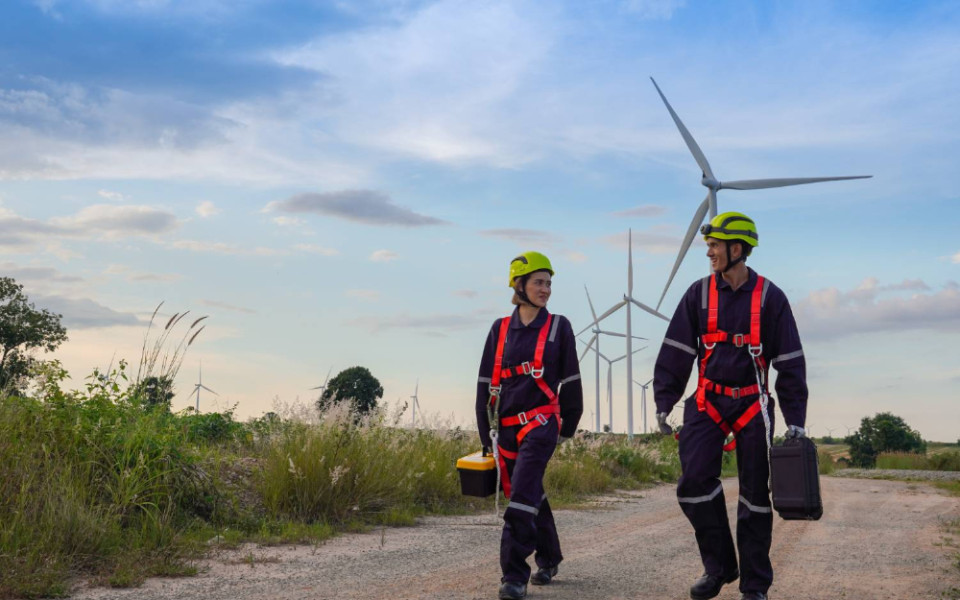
476,307 -> 583,584
654,269 -> 807,595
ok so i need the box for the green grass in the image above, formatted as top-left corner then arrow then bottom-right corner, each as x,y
876,451 -> 960,471
0,383 -> 684,598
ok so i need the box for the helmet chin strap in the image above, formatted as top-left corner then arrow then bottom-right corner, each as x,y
721,240 -> 746,273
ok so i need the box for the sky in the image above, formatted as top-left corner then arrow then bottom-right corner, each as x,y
1,0 -> 958,441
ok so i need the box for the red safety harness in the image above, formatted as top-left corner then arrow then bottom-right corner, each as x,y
488,312 -> 561,497
695,274 -> 768,452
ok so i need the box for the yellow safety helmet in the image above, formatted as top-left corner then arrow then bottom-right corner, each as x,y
700,212 -> 759,247
508,251 -> 554,287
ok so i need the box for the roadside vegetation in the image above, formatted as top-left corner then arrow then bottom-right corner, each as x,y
0,371 -> 681,598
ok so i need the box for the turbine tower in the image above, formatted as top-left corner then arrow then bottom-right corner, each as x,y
577,229 -> 668,438
581,285 -> 647,433
410,379 -> 421,428
649,77 -> 872,310
191,361 -> 218,412
579,341 -> 647,435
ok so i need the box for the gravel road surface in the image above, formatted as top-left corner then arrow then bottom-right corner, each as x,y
71,477 -> 960,600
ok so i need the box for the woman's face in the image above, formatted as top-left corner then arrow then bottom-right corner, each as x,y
522,271 -> 552,307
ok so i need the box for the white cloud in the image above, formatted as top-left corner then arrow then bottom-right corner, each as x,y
33,294 -> 141,329
104,264 -> 181,282
98,189 -> 126,202
452,289 -> 478,299
370,249 -> 398,262
267,190 -> 448,227
602,226 -> 682,255
272,216 -> 304,227
562,250 -> 588,264
51,204 -> 179,238
794,279 -> 960,340
952,251 -> 960,264
196,201 -> 220,217
612,205 -> 667,218
480,228 -> 561,247
170,239 -> 286,256
200,299 -> 257,314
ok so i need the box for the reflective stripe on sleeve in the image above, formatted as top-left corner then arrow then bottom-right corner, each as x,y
506,501 -> 539,516
548,315 -> 561,342
739,495 -> 772,514
560,374 -> 581,385
663,337 -> 697,356
478,376 -> 492,384
771,349 -> 804,366
678,483 -> 723,504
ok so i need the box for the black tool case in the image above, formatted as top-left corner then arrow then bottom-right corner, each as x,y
770,437 -> 823,520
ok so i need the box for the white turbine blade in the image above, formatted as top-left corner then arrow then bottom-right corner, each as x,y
650,77 -> 715,180
657,193 -> 710,310
628,228 -> 634,296
644,377 -> 653,386
575,300 -> 627,336
720,175 -> 872,190
414,379 -> 419,397
578,334 -> 598,363
584,286 -> 599,322
597,330 -> 648,341
200,385 -> 218,396
627,297 -> 670,322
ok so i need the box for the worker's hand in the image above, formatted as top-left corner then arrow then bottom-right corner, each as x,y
656,412 -> 673,435
558,436 -> 571,446
784,425 -> 806,439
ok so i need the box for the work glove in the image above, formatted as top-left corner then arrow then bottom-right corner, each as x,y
784,425 -> 806,439
558,436 -> 571,446
656,412 -> 673,435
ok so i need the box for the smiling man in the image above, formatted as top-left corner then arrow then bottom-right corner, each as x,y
653,212 -> 809,600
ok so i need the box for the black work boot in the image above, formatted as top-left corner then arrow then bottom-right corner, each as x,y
530,566 -> 558,585
740,593 -> 767,600
690,570 -> 739,600
498,581 -> 527,600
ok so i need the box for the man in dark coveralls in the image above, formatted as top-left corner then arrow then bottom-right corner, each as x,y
476,251 -> 583,600
654,212 -> 808,600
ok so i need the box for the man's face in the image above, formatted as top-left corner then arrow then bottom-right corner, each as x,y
523,272 -> 552,307
705,238 -> 739,271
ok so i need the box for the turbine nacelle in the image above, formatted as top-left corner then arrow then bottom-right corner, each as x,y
701,174 -> 721,190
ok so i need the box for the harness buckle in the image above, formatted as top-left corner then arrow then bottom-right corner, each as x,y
730,387 -> 741,400
733,333 -> 745,347
517,411 -> 529,425
748,343 -> 763,357
704,341 -> 716,350
536,414 -> 549,426
520,361 -> 532,375
489,385 -> 501,398
530,367 -> 544,379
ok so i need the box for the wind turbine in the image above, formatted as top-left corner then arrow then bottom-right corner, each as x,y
580,285 -> 647,433
649,77 -> 872,310
310,366 -> 333,398
633,377 -> 653,434
579,340 -> 647,435
577,228 -> 668,438
191,361 -> 218,412
410,379 -> 421,428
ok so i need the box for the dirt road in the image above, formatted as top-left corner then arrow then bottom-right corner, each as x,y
73,477 -> 960,600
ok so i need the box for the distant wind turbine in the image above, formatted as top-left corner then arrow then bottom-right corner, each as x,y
579,340 -> 647,434
633,377 -> 654,435
577,229 -> 667,438
579,285 -> 647,433
310,366 -> 333,397
191,361 -> 218,412
649,77 -> 872,310
410,379 -> 421,428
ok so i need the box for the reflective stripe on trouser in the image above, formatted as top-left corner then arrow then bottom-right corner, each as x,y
498,418 -> 562,584
678,393 -> 776,594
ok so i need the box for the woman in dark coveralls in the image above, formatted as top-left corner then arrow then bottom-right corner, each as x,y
475,251 -> 583,600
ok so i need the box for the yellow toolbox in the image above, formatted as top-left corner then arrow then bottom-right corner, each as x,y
456,450 -> 497,497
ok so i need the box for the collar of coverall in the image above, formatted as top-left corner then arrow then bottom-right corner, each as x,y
509,305 -> 549,330
714,266 -> 759,292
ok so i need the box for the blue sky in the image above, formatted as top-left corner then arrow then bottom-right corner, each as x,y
2,0 -> 958,441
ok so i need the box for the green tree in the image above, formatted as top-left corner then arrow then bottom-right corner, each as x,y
317,366 -> 383,416
131,375 -> 175,410
0,277 -> 68,394
847,412 -> 926,468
